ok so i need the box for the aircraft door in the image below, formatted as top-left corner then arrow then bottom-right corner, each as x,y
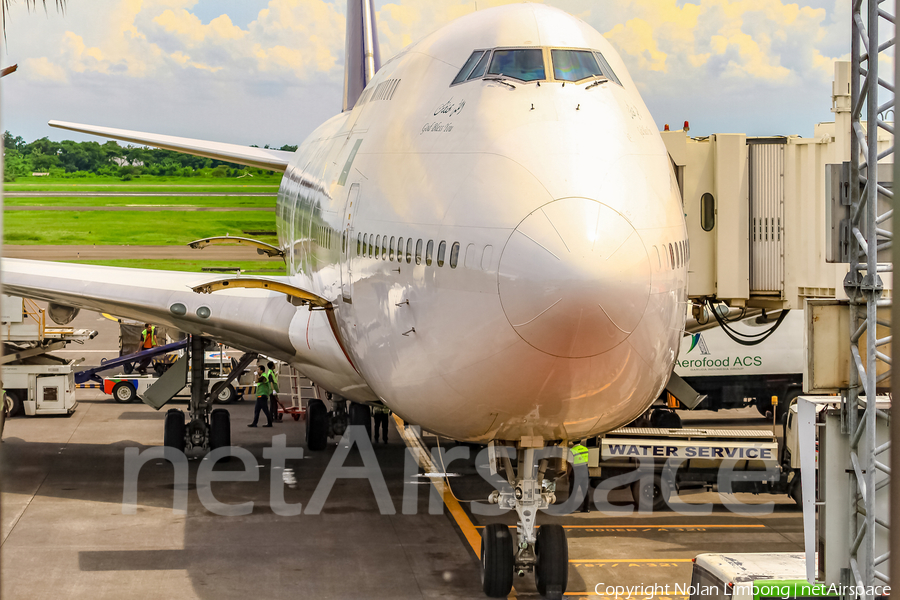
340,184 -> 360,301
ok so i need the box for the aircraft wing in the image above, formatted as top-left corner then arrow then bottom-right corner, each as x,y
49,121 -> 294,172
1,259 -> 320,361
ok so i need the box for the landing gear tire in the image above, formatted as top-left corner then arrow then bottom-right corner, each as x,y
481,523 -> 514,598
112,381 -> 137,404
213,383 -> 236,405
349,402 -> 372,440
210,408 -> 231,451
306,399 -> 328,451
4,390 -> 24,417
650,408 -> 682,429
164,409 -> 186,452
789,477 -> 802,506
632,473 -> 671,512
535,524 -> 568,599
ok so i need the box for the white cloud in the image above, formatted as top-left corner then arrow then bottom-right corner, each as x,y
20,57 -> 69,83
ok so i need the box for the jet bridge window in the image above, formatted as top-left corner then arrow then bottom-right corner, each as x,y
488,49 -> 545,82
700,193 -> 715,231
551,49 -> 603,82
452,50 -> 488,85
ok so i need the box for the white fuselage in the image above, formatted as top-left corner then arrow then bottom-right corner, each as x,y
275,4 -> 689,443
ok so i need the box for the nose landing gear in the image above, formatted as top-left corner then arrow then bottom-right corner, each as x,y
483,447 -> 568,599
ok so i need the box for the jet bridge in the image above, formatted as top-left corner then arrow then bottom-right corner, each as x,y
663,61 -> 892,313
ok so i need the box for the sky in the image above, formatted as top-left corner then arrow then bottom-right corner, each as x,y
1,0 -> 855,147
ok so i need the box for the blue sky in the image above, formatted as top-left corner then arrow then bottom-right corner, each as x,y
2,0 -> 854,147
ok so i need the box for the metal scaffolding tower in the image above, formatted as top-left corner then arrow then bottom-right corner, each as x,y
848,0 -> 893,596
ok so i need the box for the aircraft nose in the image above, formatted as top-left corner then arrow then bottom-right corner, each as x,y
498,198 -> 651,358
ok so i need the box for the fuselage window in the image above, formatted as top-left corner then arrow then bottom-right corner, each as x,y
481,245 -> 493,270
406,238 -> 413,263
488,48 -> 545,82
382,235 -> 388,260
425,240 -> 434,266
437,241 -> 447,267
654,246 -> 661,270
416,239 -> 423,265
592,51 -> 622,86
452,50 -> 487,85
449,242 -> 460,268
341,231 -> 346,253
669,243 -> 675,269
397,237 -> 404,262
389,236 -> 395,261
467,52 -> 491,80
551,49 -> 602,82
357,233 -> 361,256
375,235 -> 381,259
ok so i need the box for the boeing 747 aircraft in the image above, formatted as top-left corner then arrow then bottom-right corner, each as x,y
3,2 -> 689,596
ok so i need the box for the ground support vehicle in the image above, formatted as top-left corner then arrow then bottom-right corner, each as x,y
1,295 -> 97,417
588,406 -> 808,511
689,553 -> 841,600
671,310 -> 804,421
101,373 -> 256,404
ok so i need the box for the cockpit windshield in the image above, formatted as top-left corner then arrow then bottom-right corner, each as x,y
551,49 -> 602,82
450,47 -> 621,87
487,49 -> 545,81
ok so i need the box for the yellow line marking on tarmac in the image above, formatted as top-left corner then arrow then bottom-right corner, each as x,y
569,559 -> 693,563
101,313 -> 119,322
392,416 -> 518,596
474,524 -> 765,529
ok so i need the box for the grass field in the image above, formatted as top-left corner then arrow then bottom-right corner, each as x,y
63,259 -> 286,274
5,211 -> 277,245
4,174 -> 282,192
5,196 -> 274,207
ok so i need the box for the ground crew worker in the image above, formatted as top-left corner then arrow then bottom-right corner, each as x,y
568,443 -> 591,513
137,323 -> 158,374
248,365 -> 273,428
372,404 -> 391,443
266,361 -> 280,422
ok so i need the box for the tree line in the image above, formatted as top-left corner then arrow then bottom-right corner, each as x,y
3,132 -> 298,181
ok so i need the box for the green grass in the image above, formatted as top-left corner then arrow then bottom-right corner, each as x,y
61,259 -> 287,274
4,211 -> 277,245
4,174 -> 282,192
5,196 -> 274,207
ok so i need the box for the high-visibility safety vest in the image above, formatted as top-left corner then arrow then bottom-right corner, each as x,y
571,444 -> 589,466
373,404 -> 391,415
265,368 -> 279,393
141,326 -> 157,349
256,371 -> 271,397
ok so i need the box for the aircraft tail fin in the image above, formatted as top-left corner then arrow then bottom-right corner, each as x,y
342,0 -> 381,112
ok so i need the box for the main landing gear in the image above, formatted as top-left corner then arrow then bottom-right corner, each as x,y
305,393 -> 372,451
484,447 -> 568,599
162,335 -> 250,453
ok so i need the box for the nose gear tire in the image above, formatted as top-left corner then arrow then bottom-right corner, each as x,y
481,523 -> 514,597
535,524 -> 568,598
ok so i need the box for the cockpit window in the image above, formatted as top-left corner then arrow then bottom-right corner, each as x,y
488,49 -> 544,81
467,52 -> 491,81
551,49 -> 602,82
593,51 -> 622,86
453,50 -> 487,85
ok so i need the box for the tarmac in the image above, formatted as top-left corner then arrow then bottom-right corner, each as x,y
0,310 -> 804,600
